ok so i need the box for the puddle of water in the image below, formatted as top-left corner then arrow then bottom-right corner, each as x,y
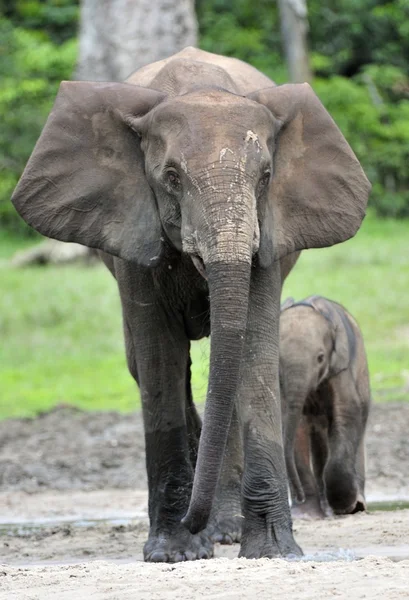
8,545 -> 409,568
0,516 -> 148,538
299,546 -> 409,563
288,548 -> 357,562
0,500 -> 407,537
0,514 -> 148,534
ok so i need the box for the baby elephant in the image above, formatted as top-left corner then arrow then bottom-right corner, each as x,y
280,295 -> 371,518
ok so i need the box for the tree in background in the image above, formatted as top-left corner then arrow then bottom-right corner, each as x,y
277,0 -> 311,83
76,0 -> 197,81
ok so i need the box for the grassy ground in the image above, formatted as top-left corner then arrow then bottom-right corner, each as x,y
0,212 -> 408,420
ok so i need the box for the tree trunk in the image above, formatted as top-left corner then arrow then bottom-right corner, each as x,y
76,0 -> 198,82
278,0 -> 312,83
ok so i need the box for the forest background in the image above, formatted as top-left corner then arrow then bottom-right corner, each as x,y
2,0 -> 409,229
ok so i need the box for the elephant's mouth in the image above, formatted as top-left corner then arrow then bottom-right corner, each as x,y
191,254 -> 207,280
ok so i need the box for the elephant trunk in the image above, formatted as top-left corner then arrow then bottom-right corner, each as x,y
181,172 -> 257,533
182,259 -> 251,533
284,403 -> 306,504
281,377 -> 311,504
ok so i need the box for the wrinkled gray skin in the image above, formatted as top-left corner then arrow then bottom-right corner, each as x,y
280,296 -> 371,519
11,47 -> 370,562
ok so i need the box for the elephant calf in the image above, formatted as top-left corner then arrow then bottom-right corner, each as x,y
280,295 -> 371,518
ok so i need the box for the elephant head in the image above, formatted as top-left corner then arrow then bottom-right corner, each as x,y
11,79 -> 370,533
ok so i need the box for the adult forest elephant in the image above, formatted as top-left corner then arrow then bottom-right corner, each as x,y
11,47 -> 371,562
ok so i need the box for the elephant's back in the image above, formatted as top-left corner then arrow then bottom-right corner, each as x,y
126,47 -> 274,95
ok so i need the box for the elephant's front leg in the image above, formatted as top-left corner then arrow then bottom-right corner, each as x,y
120,275 -> 213,563
135,331 -> 213,562
238,263 -> 302,559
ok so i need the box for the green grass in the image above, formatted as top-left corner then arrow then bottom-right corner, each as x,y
0,212 -> 408,420
0,232 -> 209,419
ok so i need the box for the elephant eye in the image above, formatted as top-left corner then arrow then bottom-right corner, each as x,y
165,168 -> 181,189
317,352 -> 325,364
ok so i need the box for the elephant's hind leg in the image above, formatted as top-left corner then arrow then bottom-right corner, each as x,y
185,357 -> 202,469
351,437 -> 367,513
208,406 -> 243,544
185,355 -> 242,545
324,376 -> 366,515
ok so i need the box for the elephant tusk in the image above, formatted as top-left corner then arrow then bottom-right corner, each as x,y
191,254 -> 207,280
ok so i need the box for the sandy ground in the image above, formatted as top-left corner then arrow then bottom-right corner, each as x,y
0,403 -> 408,598
1,556 -> 408,600
1,496 -> 409,599
1,490 -> 409,562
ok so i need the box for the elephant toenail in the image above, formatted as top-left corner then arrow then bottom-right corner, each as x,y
150,552 -> 168,563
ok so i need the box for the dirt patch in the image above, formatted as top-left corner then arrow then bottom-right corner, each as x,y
0,407 -> 146,493
0,404 -> 408,598
0,403 -> 408,498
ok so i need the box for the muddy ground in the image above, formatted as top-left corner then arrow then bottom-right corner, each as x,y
1,402 -> 408,498
0,403 -> 408,599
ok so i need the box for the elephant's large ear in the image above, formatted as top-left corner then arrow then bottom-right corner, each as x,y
250,84 -> 371,263
11,81 -> 166,265
308,296 -> 353,376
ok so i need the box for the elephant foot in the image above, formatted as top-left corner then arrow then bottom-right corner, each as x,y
239,518 -> 303,559
325,462 -> 363,515
351,494 -> 366,514
334,494 -> 366,516
144,528 -> 214,563
291,498 -> 326,520
208,515 -> 242,545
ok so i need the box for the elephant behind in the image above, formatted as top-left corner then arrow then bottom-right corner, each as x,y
280,295 -> 371,518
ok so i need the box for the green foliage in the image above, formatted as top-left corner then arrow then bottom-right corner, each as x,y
315,70 -> 409,218
197,0 -> 287,82
305,0 -> 409,217
0,11 -> 77,233
1,0 -> 79,43
308,0 -> 409,78
198,0 -> 409,218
